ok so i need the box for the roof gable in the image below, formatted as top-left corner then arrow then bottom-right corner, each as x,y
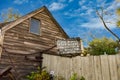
1,6 -> 69,38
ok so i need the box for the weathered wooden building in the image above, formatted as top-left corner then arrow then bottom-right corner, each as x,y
0,6 -> 70,79
0,6 -> 83,79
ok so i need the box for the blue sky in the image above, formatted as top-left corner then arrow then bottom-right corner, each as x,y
0,0 -> 120,46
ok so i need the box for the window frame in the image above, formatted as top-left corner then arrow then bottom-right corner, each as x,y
29,18 -> 41,35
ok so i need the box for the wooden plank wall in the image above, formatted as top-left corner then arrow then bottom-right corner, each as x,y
0,9 -> 68,79
0,52 -> 38,80
3,9 -> 67,55
42,54 -> 120,80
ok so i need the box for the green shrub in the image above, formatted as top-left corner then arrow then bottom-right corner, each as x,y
88,37 -> 118,55
70,73 -> 85,80
80,76 -> 85,80
70,73 -> 77,80
26,67 -> 85,80
26,67 -> 50,80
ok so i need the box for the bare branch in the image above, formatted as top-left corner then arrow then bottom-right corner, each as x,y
96,10 -> 120,41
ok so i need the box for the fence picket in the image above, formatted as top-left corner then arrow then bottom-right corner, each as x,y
108,55 -> 118,80
101,55 -> 111,80
116,54 -> 120,79
89,56 -> 95,80
94,56 -> 102,80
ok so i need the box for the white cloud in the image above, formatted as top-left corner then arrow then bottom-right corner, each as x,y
64,0 -> 119,29
80,17 -> 116,29
58,0 -> 66,2
79,0 -> 86,6
86,8 -> 94,15
68,0 -> 73,3
64,7 -> 94,18
49,2 -> 66,11
64,8 -> 82,17
79,13 -> 86,16
79,1 -> 118,29
14,0 -> 29,4
81,6 -> 88,10
64,12 -> 78,17
106,1 -> 120,12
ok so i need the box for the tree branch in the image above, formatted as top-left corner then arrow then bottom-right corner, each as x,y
96,10 -> 120,41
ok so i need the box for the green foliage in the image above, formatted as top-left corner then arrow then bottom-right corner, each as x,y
80,76 -> 85,80
70,73 -> 77,80
116,8 -> 120,15
70,73 -> 85,80
1,8 -> 21,22
117,20 -> 120,27
27,67 -> 86,80
116,8 -> 120,27
88,37 -> 118,55
26,67 -> 50,80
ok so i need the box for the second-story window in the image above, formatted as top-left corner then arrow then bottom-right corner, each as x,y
30,18 -> 40,35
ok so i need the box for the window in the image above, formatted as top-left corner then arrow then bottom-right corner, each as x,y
30,18 -> 40,35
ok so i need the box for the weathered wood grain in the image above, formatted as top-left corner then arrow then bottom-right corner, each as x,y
116,54 -> 120,79
1,7 -> 68,80
101,55 -> 111,80
42,54 -> 120,80
88,56 -> 95,80
108,55 -> 118,80
94,56 -> 102,80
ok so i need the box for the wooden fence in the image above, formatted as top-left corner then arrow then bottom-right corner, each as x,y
42,54 -> 120,80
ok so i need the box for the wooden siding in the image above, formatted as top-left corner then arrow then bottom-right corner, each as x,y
0,30 -> 4,58
0,9 -> 68,79
3,9 -> 67,54
0,52 -> 38,80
